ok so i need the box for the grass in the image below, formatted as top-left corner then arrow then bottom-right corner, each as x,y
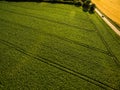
0,1 -> 120,90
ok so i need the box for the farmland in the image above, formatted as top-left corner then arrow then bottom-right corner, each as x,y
0,1 -> 120,90
92,0 -> 120,25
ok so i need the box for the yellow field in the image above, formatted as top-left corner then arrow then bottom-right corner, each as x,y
92,0 -> 120,25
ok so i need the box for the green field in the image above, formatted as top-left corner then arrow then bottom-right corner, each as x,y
0,1 -> 120,90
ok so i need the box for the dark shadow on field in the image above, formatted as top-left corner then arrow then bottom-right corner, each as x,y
89,10 -> 95,14
3,0 -> 82,6
4,0 -> 73,4
82,7 -> 88,12
44,1 -> 74,5
2,0 -> 95,14
4,0 -> 37,1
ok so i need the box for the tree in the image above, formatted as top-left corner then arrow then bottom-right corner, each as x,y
81,0 -> 86,2
89,3 -> 95,13
74,0 -> 82,7
82,0 -> 91,11
85,0 -> 91,5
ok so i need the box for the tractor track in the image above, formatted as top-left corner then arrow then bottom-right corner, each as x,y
0,18 -> 110,56
107,29 -> 120,45
0,2 -> 89,22
95,14 -> 120,46
87,14 -> 120,67
0,82 -> 4,88
6,2 -> 120,49
0,7 -> 95,32
0,39 -> 117,90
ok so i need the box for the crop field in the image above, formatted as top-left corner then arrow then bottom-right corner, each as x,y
92,0 -> 120,25
0,1 -> 120,90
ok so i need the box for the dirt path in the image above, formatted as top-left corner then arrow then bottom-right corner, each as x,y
95,8 -> 120,36
92,0 -> 120,25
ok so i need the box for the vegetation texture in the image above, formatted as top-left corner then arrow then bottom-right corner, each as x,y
0,1 -> 120,90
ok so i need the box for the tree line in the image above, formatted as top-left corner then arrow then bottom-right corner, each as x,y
82,0 -> 95,13
5,0 -> 96,13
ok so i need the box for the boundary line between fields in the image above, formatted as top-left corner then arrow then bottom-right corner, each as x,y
95,9 -> 120,37
3,2 -> 120,46
94,12 -> 120,46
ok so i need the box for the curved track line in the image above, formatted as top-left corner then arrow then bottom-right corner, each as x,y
0,39 -> 117,90
0,2 -> 89,22
87,13 -> 120,67
0,18 -> 110,56
95,13 -> 120,46
0,8 -> 94,32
